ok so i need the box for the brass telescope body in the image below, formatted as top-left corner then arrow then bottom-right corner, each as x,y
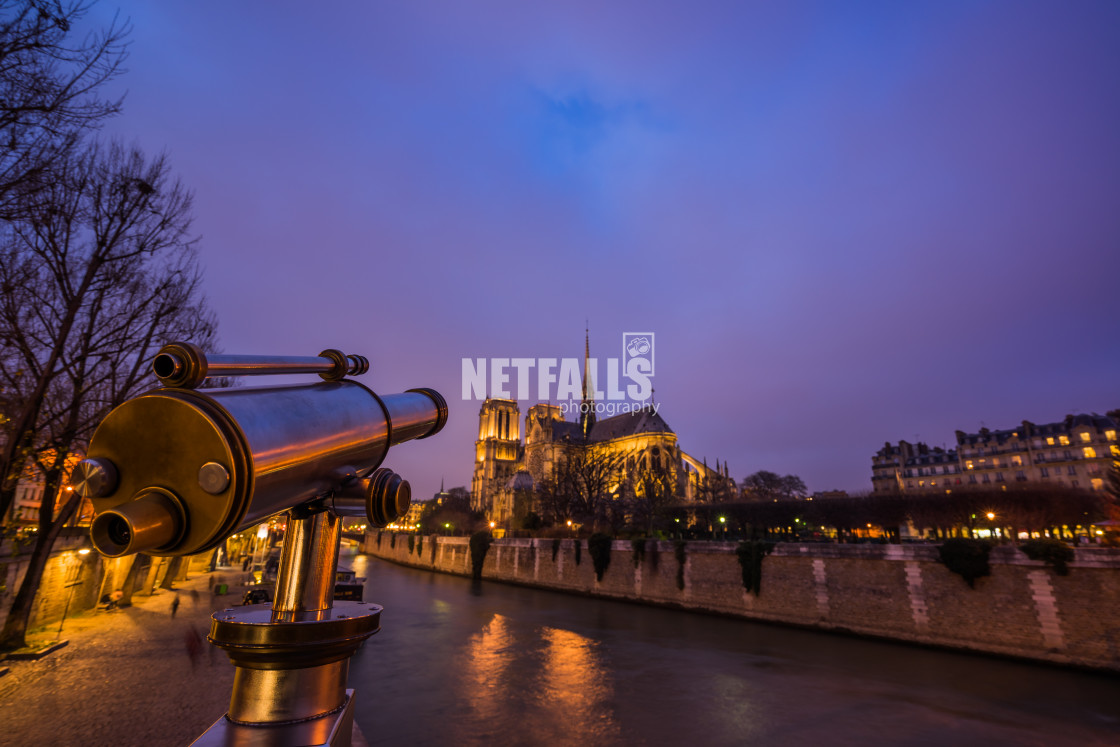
76,344 -> 448,746
86,381 -> 444,558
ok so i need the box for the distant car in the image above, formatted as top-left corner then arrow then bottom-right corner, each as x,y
242,588 -> 272,606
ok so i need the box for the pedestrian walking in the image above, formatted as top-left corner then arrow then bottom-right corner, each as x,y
184,627 -> 202,670
190,588 -> 200,608
171,594 -> 181,618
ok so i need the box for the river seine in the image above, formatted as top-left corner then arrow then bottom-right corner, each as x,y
345,553 -> 1120,746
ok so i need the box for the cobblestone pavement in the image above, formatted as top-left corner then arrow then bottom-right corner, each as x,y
0,569 -> 247,746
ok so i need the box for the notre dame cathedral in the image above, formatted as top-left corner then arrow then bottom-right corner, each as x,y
471,335 -> 731,528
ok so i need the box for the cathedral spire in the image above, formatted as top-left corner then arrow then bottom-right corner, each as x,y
579,323 -> 597,441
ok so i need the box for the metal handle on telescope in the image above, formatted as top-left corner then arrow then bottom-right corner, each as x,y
152,341 -> 370,388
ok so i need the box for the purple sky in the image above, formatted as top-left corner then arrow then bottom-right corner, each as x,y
87,1 -> 1120,498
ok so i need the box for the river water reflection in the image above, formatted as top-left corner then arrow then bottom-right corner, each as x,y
345,554 -> 1120,746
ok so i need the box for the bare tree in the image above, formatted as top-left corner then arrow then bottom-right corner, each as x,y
0,140 -> 216,650
533,469 -> 568,527
741,470 -> 807,501
533,446 -> 620,532
0,1 -> 128,219
567,447 -> 622,532
627,455 -> 680,535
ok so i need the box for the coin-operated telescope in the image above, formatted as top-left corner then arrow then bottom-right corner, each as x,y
73,343 -> 447,746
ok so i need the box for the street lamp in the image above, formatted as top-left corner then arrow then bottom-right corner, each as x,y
718,516 -> 726,540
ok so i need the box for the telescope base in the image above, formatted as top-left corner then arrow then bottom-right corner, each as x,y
191,690 -> 358,747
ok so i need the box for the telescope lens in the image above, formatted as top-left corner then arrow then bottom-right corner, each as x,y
107,516 -> 132,547
152,353 -> 182,380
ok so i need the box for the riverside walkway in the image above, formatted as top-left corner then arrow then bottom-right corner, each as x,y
1,570 -> 236,745
0,568 -> 370,746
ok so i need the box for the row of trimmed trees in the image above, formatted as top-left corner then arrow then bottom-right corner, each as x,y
0,1 -> 218,649
684,485 -> 1117,542
517,450 -> 1118,542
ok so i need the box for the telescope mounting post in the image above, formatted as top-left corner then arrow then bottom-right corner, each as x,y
194,507 -> 378,746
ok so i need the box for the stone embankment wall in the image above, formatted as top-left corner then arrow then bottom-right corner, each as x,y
1,531 -> 204,630
361,533 -> 1120,671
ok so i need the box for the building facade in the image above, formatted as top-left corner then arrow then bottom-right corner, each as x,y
471,397 -> 730,527
872,412 -> 1119,494
2,453 -> 90,526
471,332 -> 736,527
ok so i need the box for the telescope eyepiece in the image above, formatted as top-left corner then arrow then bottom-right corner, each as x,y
105,515 -> 131,547
90,488 -> 186,557
367,468 -> 411,527
152,352 -> 183,380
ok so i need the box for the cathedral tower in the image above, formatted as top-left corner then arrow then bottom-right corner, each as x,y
471,399 -> 521,514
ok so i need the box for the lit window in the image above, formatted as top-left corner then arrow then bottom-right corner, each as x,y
1059,435 -> 1070,446
1112,445 -> 1120,457
966,460 -> 974,470
1083,447 -> 1097,459
1091,478 -> 1104,491
1047,437 -> 1055,445
1080,432 -> 1091,443
1107,430 -> 1117,441
1011,456 -> 1022,467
